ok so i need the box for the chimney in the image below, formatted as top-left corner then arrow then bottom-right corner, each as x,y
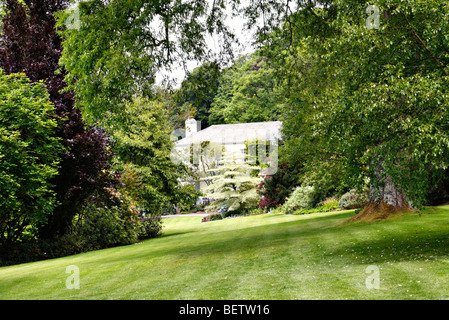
185,118 -> 201,138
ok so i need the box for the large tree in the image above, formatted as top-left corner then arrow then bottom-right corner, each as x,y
56,0 -> 321,126
257,4 -> 345,205
320,0 -> 449,212
56,0 -> 238,127
274,0 -> 449,213
259,0 -> 449,214
175,61 -> 221,129
0,0 -> 117,238
209,52 -> 279,124
113,96 -> 185,215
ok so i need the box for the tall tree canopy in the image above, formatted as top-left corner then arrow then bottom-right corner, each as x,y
271,0 -> 449,211
209,52 -> 279,124
57,0 -> 239,127
0,0 -> 117,238
175,61 -> 221,129
321,0 -> 449,210
0,71 -> 63,243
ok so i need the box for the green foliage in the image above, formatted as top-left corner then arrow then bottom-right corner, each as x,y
138,217 -> 163,239
258,9 -> 347,207
74,197 -> 140,249
209,52 -> 279,124
175,61 -> 220,128
176,183 -> 203,213
282,185 -> 315,214
56,0 -> 236,127
201,212 -> 224,223
317,0 -> 449,207
257,162 -> 300,210
113,97 -> 184,215
293,197 -> 340,215
259,1 -> 449,209
204,151 -> 262,213
319,197 -> 340,212
0,187 -> 146,266
0,71 -> 63,243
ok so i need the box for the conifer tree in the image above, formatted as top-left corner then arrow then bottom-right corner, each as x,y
204,150 -> 262,213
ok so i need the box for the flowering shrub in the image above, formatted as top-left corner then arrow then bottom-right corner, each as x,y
338,189 -> 368,209
282,185 -> 316,214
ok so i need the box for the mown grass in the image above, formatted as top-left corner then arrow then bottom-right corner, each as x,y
2,206 -> 449,299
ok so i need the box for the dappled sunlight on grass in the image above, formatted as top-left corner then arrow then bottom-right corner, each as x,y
1,207 -> 449,299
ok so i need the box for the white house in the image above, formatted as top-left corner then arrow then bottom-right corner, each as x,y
176,118 -> 282,153
172,119 -> 282,193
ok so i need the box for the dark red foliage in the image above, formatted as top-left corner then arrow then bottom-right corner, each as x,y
0,0 -> 118,238
257,162 -> 299,210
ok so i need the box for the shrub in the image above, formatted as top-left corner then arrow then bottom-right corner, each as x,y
0,1 -> 118,240
176,184 -> 203,213
319,197 -> 340,212
247,208 -> 264,215
138,217 -> 163,239
0,71 -> 63,244
74,202 -> 139,250
292,197 -> 339,215
282,185 -> 315,214
338,189 -> 368,209
201,213 -> 223,222
0,188 -> 149,266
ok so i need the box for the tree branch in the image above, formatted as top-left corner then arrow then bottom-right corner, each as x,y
403,13 -> 449,77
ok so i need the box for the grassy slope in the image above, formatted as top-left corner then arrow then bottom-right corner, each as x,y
2,206 -> 449,299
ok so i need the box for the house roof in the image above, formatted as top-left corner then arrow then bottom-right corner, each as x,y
175,121 -> 283,147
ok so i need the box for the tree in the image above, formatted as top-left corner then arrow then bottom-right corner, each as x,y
175,61 -> 221,129
208,55 -> 249,125
0,71 -> 63,244
319,0 -> 449,212
56,0 -> 238,127
0,0 -> 117,238
57,0 -> 326,127
257,162 -> 300,210
209,52 -> 279,124
257,1 -> 449,215
113,96 -> 186,215
203,150 -> 262,213
258,6 -> 345,205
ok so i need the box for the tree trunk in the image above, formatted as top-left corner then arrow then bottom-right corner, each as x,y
352,160 -> 412,221
369,168 -> 410,210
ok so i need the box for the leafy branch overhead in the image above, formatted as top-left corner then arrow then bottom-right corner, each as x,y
56,0 -> 240,126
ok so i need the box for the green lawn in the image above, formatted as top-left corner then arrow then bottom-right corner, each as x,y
2,206 -> 449,299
